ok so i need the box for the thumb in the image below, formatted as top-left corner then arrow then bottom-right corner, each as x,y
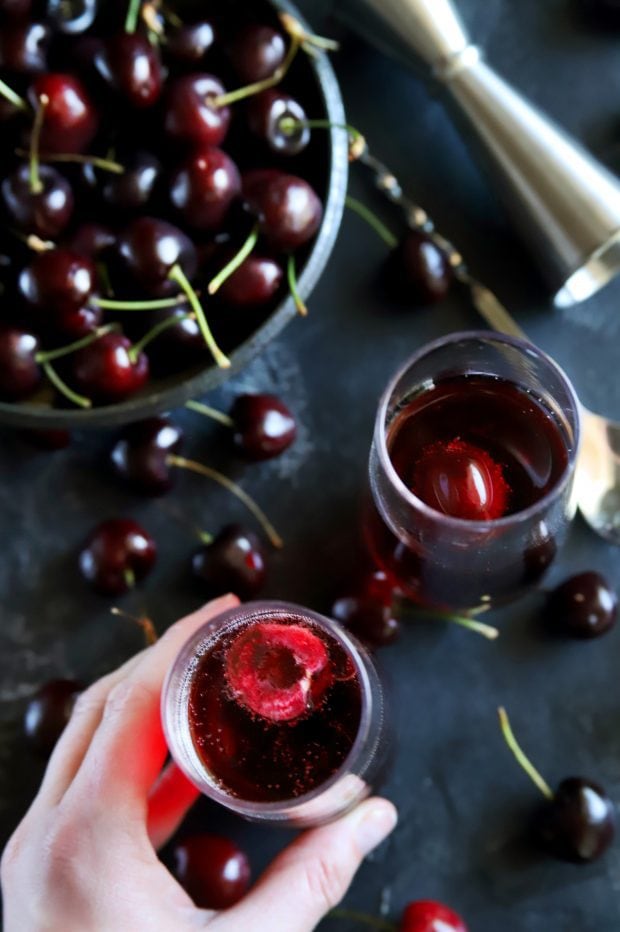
224,797 -> 397,932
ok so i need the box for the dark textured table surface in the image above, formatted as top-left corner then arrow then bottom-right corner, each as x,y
2,2 -> 620,930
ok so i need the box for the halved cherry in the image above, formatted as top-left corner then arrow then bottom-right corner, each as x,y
224,622 -> 331,723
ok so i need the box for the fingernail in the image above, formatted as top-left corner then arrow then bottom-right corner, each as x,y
354,800 -> 398,856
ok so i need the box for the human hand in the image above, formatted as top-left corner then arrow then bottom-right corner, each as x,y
2,595 -> 398,932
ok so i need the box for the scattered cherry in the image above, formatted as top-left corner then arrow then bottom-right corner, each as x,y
72,332 -> 149,402
2,163 -> 74,238
94,33 -> 163,109
400,900 -> 468,932
170,146 -> 240,231
0,325 -> 41,399
409,438 -> 510,521
164,73 -> 231,147
242,169 -> 323,251
110,416 -> 184,496
546,571 -> 617,639
172,834 -> 251,910
19,248 -> 96,317
29,72 -> 98,153
391,232 -> 453,305
247,89 -> 310,155
225,621 -> 331,722
230,392 -> 296,460
228,24 -> 286,83
218,253 -> 283,307
79,518 -> 157,595
192,524 -> 266,599
167,20 -> 216,65
332,570 -> 400,648
24,678 -> 83,756
536,778 -> 616,863
116,217 -> 196,297
0,20 -> 50,73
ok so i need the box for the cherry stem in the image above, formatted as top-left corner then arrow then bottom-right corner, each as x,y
35,324 -> 119,364
498,706 -> 554,800
128,312 -> 194,362
207,226 -> 259,296
287,254 -> 307,316
154,499 -> 214,545
125,0 -> 142,33
345,195 -> 398,250
92,294 -> 189,311
0,77 -> 27,112
29,94 -> 48,196
211,36 -> 301,108
17,149 -> 125,174
161,1 -> 182,27
328,910 -> 396,931
41,360 -> 91,409
185,399 -> 234,428
168,263 -> 230,369
166,454 -> 283,549
279,118 -> 366,160
419,608 -> 499,640
279,13 -> 340,51
111,606 -> 158,645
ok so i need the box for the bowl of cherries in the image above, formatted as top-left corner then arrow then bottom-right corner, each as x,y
0,0 -> 348,427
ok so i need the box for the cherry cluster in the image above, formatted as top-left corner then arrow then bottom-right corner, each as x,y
0,0 -> 326,409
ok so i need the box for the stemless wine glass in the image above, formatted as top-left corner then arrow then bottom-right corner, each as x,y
162,601 -> 388,827
366,331 -> 581,613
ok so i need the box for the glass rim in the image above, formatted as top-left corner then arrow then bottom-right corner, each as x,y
374,329 -> 582,531
161,600 -> 376,818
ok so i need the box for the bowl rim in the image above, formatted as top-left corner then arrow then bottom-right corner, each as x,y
0,0 -> 349,429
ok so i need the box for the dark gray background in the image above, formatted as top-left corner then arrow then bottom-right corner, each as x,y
2,1 -> 620,930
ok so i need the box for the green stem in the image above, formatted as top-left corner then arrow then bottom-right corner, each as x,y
166,455 -> 283,549
185,399 -> 234,428
498,707 -> 554,800
287,254 -> 307,316
345,195 -> 398,250
26,152 -> 124,174
279,117 -> 366,159
35,324 -> 118,364
211,36 -> 301,108
123,568 -> 136,590
128,312 -> 193,362
0,77 -> 27,112
207,227 -> 259,296
328,909 -> 396,931
92,295 -> 188,311
418,608 -> 499,641
110,607 -> 158,646
125,0 -> 142,32
29,94 -> 48,195
168,264 -> 230,369
41,361 -> 91,409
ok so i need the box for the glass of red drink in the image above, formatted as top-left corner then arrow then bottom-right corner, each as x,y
162,601 -> 388,827
366,331 -> 581,613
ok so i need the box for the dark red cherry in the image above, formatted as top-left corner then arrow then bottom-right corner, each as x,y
116,217 -> 197,297
66,222 -> 116,260
546,572 -> 617,639
400,900 -> 468,932
536,777 -> 615,863
242,170 -> 323,251
94,33 -> 163,108
46,0 -> 98,34
0,325 -> 41,399
332,594 -> 400,648
167,20 -> 216,65
392,231 -> 453,305
164,73 -> 231,147
79,518 -> 156,595
192,524 -> 267,600
2,163 -> 74,239
142,306 -> 207,374
170,146 -> 240,231
0,0 -> 33,17
29,73 -> 98,154
24,679 -> 83,756
0,21 -> 50,73
72,332 -> 149,402
19,249 -> 96,316
247,90 -> 310,155
409,438 -> 510,521
19,427 -> 71,450
102,151 -> 161,212
219,254 -> 283,307
172,835 -> 251,910
110,417 -> 183,496
54,302 -> 103,339
228,24 -> 286,83
230,393 -> 296,460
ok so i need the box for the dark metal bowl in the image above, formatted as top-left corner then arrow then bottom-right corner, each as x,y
0,0 -> 348,429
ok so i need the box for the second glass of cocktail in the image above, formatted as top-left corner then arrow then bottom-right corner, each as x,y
366,332 -> 581,613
